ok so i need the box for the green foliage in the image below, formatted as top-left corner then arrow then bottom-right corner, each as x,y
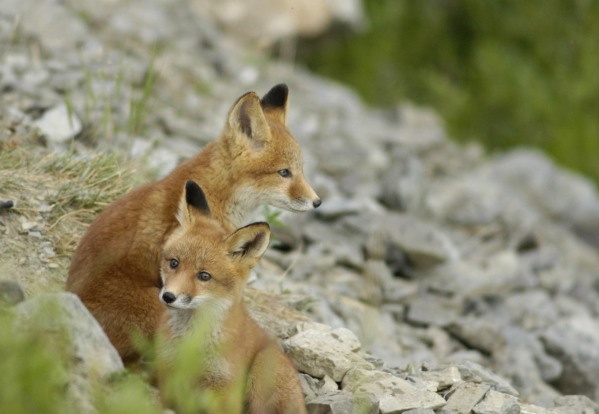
263,205 -> 285,228
95,373 -> 162,414
299,0 -> 599,184
0,311 -> 72,414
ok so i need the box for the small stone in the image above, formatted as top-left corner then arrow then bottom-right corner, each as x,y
406,296 -> 461,327
552,395 -> 599,414
454,360 -> 519,396
21,221 -> 40,232
473,390 -> 520,414
34,104 -> 82,144
342,369 -> 446,413
0,280 -> 26,306
416,367 -> 462,391
306,391 -> 378,414
439,382 -> 490,414
283,328 -> 372,381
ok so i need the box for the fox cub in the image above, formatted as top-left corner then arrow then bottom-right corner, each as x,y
157,180 -> 307,414
66,84 -> 320,361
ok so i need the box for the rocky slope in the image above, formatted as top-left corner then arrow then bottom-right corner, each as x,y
2,0 -> 599,413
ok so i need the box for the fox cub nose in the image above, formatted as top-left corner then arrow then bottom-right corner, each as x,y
313,199 -> 322,208
162,291 -> 176,304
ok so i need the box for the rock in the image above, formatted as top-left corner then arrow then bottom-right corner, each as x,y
0,280 -> 25,306
342,368 -> 447,413
488,149 -> 599,228
439,382 -> 490,414
34,104 -> 82,144
447,316 -> 506,355
415,366 -> 462,391
473,390 -> 520,414
421,251 -> 527,298
552,395 -> 599,414
14,293 -> 123,378
306,391 -> 378,414
541,316 -> 599,400
282,327 -> 373,381
452,360 -> 519,397
403,409 -> 436,414
367,213 -> 455,269
13,293 -> 124,412
406,295 -> 461,327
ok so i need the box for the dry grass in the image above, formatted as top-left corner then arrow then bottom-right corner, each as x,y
0,145 -> 135,296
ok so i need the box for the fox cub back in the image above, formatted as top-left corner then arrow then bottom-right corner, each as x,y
157,180 -> 307,414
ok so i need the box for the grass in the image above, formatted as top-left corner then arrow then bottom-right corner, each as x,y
0,144 -> 134,295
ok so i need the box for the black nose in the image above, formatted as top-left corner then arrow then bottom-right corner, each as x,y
161,291 -> 176,304
313,199 -> 322,208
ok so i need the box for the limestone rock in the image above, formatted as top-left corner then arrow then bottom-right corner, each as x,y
306,391 -> 378,414
440,382 -> 490,414
341,368 -> 447,413
34,104 -> 82,144
283,327 -> 373,381
473,390 -> 520,414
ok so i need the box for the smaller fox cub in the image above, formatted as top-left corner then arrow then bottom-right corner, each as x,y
157,180 -> 307,414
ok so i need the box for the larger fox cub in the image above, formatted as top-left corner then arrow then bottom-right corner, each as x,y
157,180 -> 307,414
67,84 -> 320,361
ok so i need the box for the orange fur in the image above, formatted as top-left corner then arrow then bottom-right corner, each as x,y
66,85 -> 320,361
157,181 -> 307,414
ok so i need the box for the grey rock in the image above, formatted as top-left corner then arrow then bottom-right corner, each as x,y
440,382 -> 490,414
282,327 -> 373,381
541,316 -> 599,400
447,316 -> 506,355
406,295 -> 461,327
13,293 -> 123,412
14,293 -> 123,377
414,366 -> 462,391
34,104 -> 82,144
403,409 -> 436,414
422,251 -> 525,297
306,391 -> 378,414
342,368 -> 447,413
552,395 -> 599,414
379,151 -> 427,212
367,212 -> 455,269
453,360 -> 519,397
473,390 -> 520,414
0,280 -> 25,306
488,149 -> 599,228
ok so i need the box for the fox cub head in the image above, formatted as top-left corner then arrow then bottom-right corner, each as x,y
159,180 -> 270,313
223,84 -> 321,214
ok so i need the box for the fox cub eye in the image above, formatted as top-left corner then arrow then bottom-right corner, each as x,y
198,271 -> 212,282
278,169 -> 292,178
169,258 -> 179,269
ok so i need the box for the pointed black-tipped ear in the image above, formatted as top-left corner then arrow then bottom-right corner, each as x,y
260,84 -> 289,109
227,92 -> 271,150
260,84 -> 289,124
226,222 -> 270,262
177,180 -> 210,227
185,180 -> 210,215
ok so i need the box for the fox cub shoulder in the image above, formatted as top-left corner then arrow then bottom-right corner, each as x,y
157,180 -> 307,414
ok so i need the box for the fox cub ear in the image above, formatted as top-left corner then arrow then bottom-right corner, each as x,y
176,180 -> 210,227
225,222 -> 270,262
227,92 -> 270,150
260,83 -> 289,124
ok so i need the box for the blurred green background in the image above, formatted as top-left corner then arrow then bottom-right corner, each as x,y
297,0 -> 599,184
